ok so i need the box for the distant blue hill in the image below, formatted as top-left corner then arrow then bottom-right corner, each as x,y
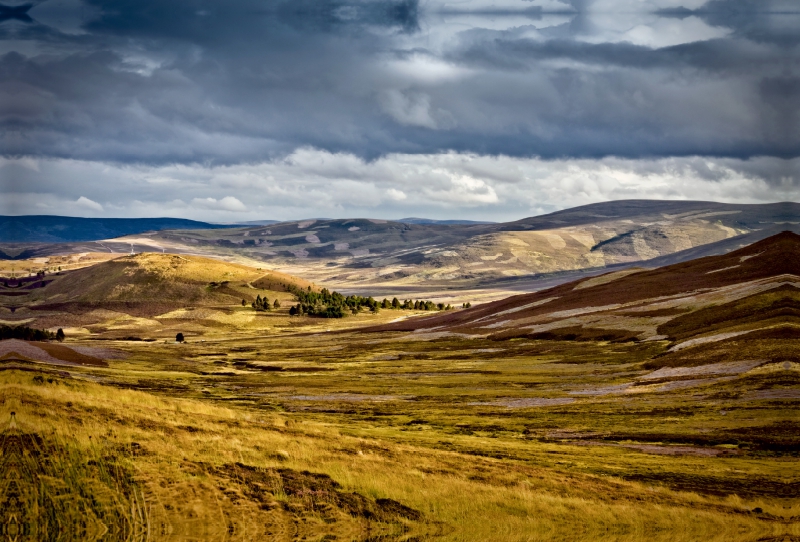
0,216 -> 234,243
398,217 -> 495,225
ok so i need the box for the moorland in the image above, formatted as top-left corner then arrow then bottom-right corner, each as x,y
0,207 -> 798,541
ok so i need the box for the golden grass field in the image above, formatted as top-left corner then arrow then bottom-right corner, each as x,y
1,243 -> 798,541
2,324 -> 798,541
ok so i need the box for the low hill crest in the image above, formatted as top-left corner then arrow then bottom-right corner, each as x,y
4,252 -> 315,308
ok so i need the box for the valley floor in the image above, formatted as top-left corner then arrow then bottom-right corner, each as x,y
1,328 -> 797,541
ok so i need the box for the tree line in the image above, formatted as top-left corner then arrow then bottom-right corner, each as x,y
0,325 -> 64,342
284,285 -> 452,318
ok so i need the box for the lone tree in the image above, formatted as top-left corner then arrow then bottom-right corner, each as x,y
55,328 -> 65,342
176,332 -> 185,343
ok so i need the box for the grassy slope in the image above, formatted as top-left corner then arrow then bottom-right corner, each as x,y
37,253 -> 293,303
369,232 -> 800,349
2,252 -> 468,342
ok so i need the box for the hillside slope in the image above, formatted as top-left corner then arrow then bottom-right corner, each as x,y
369,231 -> 800,368
0,253 -> 316,336
15,253 -> 313,304
61,254 -> 301,299
117,200 -> 800,288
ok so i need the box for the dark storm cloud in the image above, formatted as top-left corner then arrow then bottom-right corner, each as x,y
1,0 -> 428,164
0,4 -> 34,23
0,0 -> 798,170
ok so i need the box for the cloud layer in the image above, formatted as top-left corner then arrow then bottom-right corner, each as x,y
2,152 -> 797,221
0,0 -> 797,219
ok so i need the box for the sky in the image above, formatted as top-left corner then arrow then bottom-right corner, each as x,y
0,0 -> 798,222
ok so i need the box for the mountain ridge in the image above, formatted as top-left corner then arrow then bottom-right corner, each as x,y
0,215 -> 236,243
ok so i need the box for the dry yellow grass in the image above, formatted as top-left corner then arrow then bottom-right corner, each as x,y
5,369 -> 794,542
2,324 -> 797,541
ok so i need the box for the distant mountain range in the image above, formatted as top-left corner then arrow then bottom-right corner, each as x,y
0,215 -> 495,243
109,200 -> 796,288
0,216 -> 234,243
2,201 -> 798,294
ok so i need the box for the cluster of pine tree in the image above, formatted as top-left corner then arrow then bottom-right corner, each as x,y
284,285 -> 455,318
378,298 -> 450,311
250,295 -> 280,311
0,325 -> 58,342
287,286 -> 378,318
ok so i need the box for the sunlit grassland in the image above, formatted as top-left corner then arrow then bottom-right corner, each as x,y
3,325 -> 798,541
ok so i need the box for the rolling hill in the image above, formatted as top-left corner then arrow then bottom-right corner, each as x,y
2,201 -> 798,296
397,218 -> 495,225
35,253 -> 312,304
111,200 -> 800,289
0,253 -> 316,335
369,231 -> 800,367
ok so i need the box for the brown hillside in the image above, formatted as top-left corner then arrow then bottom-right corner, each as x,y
27,253 -> 311,304
0,254 -> 318,333
656,285 -> 800,341
366,232 -> 800,356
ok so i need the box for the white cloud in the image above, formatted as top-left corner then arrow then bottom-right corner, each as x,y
581,13 -> 730,48
75,196 -> 104,212
424,170 -> 499,205
190,196 -> 247,212
387,188 -> 407,201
